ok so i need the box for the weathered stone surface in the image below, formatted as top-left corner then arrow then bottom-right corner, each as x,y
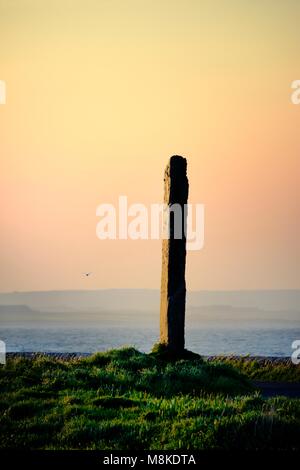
160,155 -> 189,352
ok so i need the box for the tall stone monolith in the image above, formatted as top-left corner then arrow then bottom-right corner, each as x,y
160,155 -> 189,352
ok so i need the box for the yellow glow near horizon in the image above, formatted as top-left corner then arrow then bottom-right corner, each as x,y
0,0 -> 299,291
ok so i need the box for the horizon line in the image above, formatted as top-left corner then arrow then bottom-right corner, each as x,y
0,288 -> 299,295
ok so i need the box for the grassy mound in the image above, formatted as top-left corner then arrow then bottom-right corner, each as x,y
0,347 -> 299,450
150,342 -> 203,361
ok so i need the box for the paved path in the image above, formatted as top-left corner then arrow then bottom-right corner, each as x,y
253,381 -> 300,398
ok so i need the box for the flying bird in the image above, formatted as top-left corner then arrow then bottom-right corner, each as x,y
83,272 -> 92,277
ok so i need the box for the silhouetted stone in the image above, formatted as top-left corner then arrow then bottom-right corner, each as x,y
160,155 -> 189,352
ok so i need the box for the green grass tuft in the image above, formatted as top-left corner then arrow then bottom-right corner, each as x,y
0,347 -> 299,450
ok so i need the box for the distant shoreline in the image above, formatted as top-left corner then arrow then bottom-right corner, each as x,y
6,352 -> 292,363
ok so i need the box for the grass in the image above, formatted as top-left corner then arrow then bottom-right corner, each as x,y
212,356 -> 300,382
0,347 -> 299,450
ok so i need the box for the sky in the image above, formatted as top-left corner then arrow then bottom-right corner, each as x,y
0,0 -> 299,292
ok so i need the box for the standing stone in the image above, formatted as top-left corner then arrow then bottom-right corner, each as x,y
160,155 -> 189,352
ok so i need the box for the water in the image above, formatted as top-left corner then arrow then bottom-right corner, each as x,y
1,326 -> 299,357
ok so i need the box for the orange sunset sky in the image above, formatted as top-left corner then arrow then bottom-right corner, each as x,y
0,0 -> 299,292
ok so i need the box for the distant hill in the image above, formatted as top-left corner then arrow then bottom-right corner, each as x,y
0,289 -> 299,313
0,289 -> 298,329
0,304 -> 35,314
